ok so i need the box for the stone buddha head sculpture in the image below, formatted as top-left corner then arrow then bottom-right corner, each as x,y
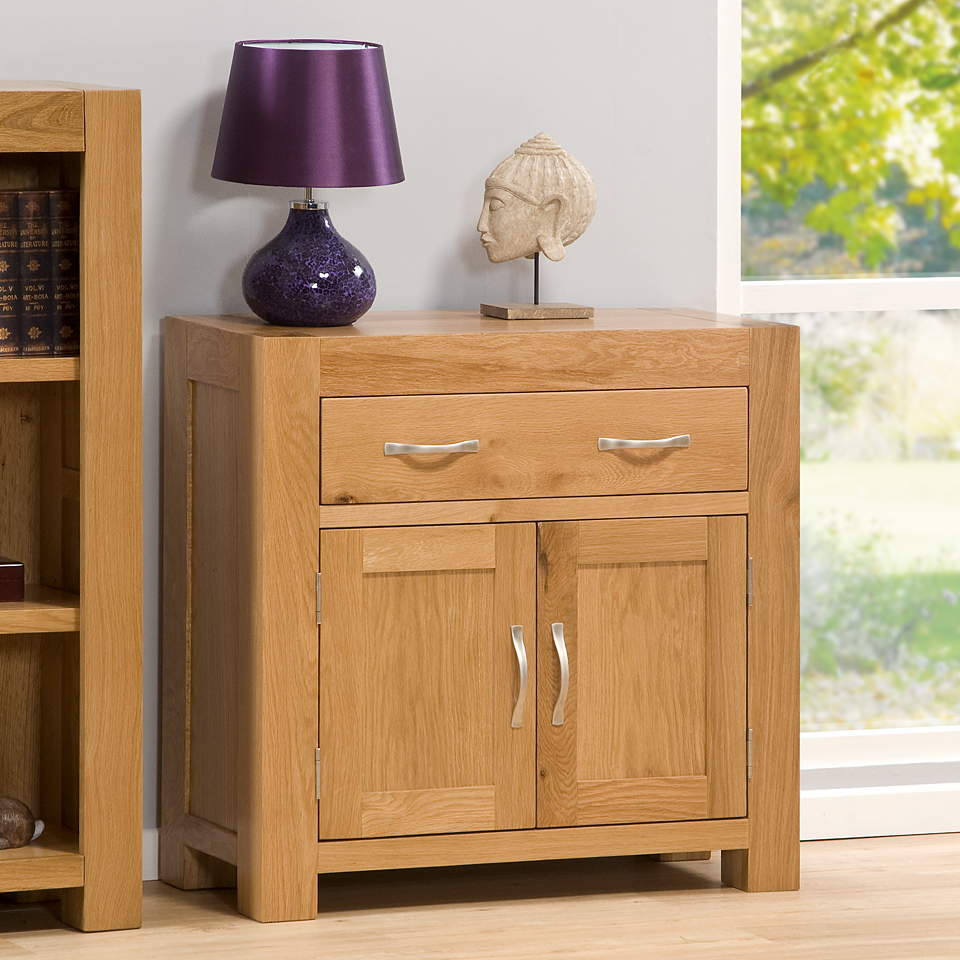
478,133 -> 596,264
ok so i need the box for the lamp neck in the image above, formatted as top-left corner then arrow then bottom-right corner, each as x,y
292,187 -> 326,211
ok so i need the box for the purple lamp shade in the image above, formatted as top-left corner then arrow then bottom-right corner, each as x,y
212,40 -> 404,188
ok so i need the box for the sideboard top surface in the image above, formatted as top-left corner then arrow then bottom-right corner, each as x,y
169,309 -> 795,397
166,307 -> 769,341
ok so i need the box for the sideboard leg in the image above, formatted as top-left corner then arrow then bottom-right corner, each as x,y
235,337 -> 321,922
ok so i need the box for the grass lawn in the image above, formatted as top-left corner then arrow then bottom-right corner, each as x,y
801,460 -> 960,573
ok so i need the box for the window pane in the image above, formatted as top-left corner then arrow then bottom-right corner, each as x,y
750,310 -> 960,731
742,1 -> 960,280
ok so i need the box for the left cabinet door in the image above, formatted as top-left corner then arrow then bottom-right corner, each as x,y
318,523 -> 537,839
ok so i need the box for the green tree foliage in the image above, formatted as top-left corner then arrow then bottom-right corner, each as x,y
742,0 -> 960,271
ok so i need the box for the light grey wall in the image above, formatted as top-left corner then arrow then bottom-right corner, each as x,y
1,0 -> 723,878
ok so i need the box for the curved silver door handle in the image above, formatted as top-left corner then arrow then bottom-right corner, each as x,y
598,434 -> 690,451
510,625 -> 528,729
384,440 -> 480,455
551,623 -> 569,726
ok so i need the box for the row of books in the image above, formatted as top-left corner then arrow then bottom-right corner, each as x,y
0,188 -> 80,357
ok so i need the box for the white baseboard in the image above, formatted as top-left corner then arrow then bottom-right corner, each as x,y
143,827 -> 159,881
801,783 -> 960,840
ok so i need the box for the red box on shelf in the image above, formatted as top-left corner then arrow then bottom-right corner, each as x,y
0,556 -> 25,602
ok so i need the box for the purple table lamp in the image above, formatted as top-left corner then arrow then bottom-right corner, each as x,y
212,40 -> 404,326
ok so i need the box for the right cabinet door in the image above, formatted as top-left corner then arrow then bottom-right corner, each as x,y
536,517 -> 747,828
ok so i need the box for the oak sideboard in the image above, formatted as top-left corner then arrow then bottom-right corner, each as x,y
161,308 -> 799,921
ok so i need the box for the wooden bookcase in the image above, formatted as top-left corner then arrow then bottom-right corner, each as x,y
162,309 -> 799,923
0,83 -> 142,931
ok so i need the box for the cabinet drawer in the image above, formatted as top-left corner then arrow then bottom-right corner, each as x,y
321,388 -> 747,504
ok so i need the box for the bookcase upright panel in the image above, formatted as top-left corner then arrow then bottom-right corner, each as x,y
0,82 -> 142,932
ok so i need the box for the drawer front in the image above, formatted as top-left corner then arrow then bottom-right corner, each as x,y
321,389 -> 747,504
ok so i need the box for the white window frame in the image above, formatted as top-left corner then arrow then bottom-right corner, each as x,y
743,277 -> 960,315
719,0 -> 960,839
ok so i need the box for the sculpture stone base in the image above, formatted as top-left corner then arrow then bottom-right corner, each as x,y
480,302 -> 594,320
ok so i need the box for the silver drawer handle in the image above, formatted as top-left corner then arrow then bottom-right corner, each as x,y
510,625 -> 528,729
551,623 -> 569,726
598,434 -> 690,451
384,440 -> 480,456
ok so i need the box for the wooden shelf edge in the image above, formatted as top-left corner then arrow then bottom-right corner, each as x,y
0,824 -> 83,893
0,357 -> 80,383
0,586 -> 81,634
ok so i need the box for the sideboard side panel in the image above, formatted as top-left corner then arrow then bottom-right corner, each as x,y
722,322 -> 800,892
160,316 -> 238,892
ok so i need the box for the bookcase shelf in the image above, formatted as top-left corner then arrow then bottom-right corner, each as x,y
0,357 -> 79,382
0,82 -> 142,931
0,586 -> 80,634
0,823 -> 83,894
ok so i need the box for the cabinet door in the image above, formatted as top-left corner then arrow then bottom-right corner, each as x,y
319,524 -> 536,839
537,517 -> 746,828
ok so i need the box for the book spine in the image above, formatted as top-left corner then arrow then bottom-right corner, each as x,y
18,190 -> 54,357
0,191 -> 20,356
50,189 -> 80,356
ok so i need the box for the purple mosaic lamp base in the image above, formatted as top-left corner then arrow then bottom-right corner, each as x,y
242,201 -> 376,327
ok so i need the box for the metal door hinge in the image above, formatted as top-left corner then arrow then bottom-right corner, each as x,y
315,748 -> 322,799
747,557 -> 754,607
747,728 -> 754,779
316,572 -> 322,625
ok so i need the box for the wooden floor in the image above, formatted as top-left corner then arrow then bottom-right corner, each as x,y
1,835 -> 958,957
